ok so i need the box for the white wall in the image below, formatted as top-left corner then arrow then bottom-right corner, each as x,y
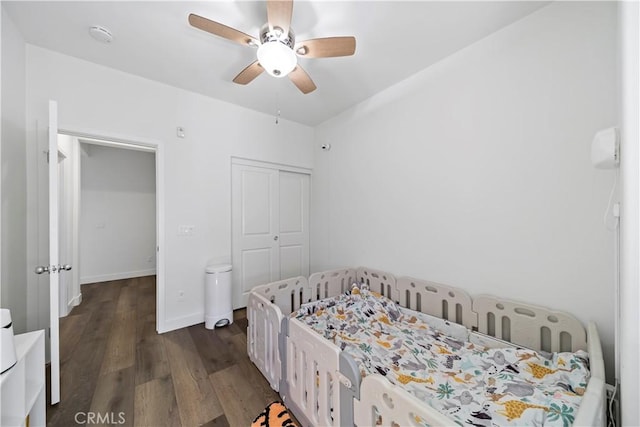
25,46 -> 314,332
1,8 -> 27,333
0,0 -> 3,316
79,143 -> 156,284
312,2 -> 618,381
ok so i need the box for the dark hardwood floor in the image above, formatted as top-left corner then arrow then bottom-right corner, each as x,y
47,276 -> 279,426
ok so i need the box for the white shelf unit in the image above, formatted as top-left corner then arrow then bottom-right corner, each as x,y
0,330 -> 46,427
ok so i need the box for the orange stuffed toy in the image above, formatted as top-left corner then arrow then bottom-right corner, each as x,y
251,401 -> 299,427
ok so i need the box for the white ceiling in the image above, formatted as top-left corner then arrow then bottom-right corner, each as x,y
3,1 -> 549,126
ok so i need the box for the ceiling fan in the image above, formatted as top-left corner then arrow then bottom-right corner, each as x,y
188,0 -> 356,94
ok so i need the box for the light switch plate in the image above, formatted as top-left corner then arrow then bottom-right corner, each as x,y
178,225 -> 195,236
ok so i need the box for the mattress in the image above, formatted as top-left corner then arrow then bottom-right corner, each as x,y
293,287 -> 590,426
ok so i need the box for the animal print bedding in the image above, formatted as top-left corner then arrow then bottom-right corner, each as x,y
293,287 -> 590,427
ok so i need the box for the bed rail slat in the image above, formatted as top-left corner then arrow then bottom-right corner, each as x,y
308,268 -> 357,301
397,277 -> 477,329
251,276 -> 308,315
247,292 -> 284,391
286,318 -> 342,427
356,267 -> 397,301
353,375 -> 454,427
473,294 -> 587,352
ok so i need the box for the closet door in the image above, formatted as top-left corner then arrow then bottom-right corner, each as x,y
278,171 -> 310,280
232,164 -> 280,309
232,161 -> 310,308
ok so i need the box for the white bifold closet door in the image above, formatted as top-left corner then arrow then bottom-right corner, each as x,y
231,160 -> 310,308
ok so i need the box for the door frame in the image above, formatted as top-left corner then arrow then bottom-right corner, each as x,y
54,142 -> 73,318
231,157 -> 312,176
230,157 -> 312,307
57,127 -> 166,333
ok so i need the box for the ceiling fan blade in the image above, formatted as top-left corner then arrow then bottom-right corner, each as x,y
288,65 -> 316,94
189,13 -> 257,47
267,0 -> 293,35
233,61 -> 264,85
295,36 -> 356,58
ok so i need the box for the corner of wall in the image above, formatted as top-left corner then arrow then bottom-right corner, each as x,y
1,5 -> 28,333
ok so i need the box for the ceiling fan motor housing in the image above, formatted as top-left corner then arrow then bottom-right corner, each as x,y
258,24 -> 297,77
260,24 -> 295,49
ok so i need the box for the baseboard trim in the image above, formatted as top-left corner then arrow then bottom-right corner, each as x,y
67,293 -> 82,311
159,312 -> 204,334
80,269 -> 157,285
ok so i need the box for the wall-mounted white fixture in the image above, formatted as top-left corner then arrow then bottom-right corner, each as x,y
321,143 -> 331,151
88,25 -> 113,43
592,127 -> 619,169
176,126 -> 185,138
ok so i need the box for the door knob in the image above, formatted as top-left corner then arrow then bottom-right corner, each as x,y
274,236 -> 279,241
34,266 -> 50,275
34,265 -> 71,274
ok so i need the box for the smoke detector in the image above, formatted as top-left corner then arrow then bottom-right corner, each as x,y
89,26 -> 113,43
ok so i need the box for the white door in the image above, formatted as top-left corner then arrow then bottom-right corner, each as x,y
231,161 -> 310,308
232,165 -> 280,308
34,101 -> 72,404
48,100 -> 61,404
278,171 -> 310,280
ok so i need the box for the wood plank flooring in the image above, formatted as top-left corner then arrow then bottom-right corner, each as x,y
47,276 -> 280,427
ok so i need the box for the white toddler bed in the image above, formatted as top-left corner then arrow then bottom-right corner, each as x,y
247,267 -> 606,427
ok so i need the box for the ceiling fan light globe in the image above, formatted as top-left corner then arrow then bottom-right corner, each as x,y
257,41 -> 297,78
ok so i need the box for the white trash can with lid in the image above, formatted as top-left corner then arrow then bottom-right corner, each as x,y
205,263 -> 233,329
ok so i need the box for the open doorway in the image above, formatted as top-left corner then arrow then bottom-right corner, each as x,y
54,134 -> 158,319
